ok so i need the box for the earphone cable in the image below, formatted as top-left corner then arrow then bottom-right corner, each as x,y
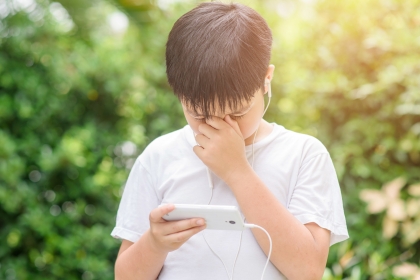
252,89 -> 271,169
206,167 -> 214,205
244,223 -> 273,280
202,182 -> 244,280
197,83 -> 272,280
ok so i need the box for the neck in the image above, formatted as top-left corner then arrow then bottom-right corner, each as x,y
244,119 -> 271,146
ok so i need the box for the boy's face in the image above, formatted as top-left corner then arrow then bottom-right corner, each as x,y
181,88 -> 267,146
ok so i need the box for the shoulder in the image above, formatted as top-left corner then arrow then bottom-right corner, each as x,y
275,124 -> 328,154
274,124 -> 329,160
135,125 -> 189,168
147,127 -> 185,151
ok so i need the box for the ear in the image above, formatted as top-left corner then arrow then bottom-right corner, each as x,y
264,64 -> 275,94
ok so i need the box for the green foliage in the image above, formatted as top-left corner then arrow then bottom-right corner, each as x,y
259,0 -> 420,278
1,0 -> 419,279
0,0 -> 194,278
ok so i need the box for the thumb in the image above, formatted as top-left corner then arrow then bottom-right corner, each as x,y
224,115 -> 243,138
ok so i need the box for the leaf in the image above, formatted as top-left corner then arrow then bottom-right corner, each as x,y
401,220 -> 420,246
359,189 -> 388,213
387,199 -> 407,221
408,183 -> 420,197
406,199 -> 420,217
383,216 -> 399,239
339,250 -> 354,268
383,177 -> 406,200
392,262 -> 419,277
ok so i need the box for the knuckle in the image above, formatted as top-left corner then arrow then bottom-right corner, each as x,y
171,224 -> 179,233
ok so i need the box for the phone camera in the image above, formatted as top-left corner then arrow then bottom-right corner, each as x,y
229,221 -> 236,224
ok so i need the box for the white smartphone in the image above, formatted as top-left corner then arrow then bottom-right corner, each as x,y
161,204 -> 245,231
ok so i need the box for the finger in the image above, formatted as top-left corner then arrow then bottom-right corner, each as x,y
165,224 -> 207,244
195,133 -> 211,148
205,116 -> 226,130
197,123 -> 217,139
161,218 -> 206,236
193,144 -> 204,158
224,115 -> 243,138
149,204 -> 175,223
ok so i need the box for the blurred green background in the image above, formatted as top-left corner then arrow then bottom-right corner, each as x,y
1,0 -> 420,279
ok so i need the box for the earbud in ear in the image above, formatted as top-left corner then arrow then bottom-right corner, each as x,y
265,81 -> 272,98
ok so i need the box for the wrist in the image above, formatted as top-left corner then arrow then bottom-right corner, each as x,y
145,229 -> 170,256
224,161 -> 253,187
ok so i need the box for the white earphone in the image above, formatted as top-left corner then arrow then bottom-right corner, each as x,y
266,80 -> 272,98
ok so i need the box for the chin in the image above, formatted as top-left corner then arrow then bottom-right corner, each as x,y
241,124 -> 260,140
239,131 -> 254,142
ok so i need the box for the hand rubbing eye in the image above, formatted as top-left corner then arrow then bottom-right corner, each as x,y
230,115 -> 245,120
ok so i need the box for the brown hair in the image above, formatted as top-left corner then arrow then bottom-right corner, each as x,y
165,1 -> 272,119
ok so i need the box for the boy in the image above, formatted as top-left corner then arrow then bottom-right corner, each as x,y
111,2 -> 349,279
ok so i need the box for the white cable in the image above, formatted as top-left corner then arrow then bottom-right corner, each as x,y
206,167 -> 214,192
202,183 -> 245,280
195,84 -> 272,280
205,166 -> 214,216
229,226 -> 245,279
252,87 -> 271,169
202,225 -> 232,279
244,223 -> 272,280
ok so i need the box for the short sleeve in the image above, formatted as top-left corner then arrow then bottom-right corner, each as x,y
287,152 -> 349,246
110,156 -> 160,243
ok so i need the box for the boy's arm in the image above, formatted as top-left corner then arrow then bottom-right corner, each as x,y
193,115 -> 330,280
225,166 -> 330,280
115,230 -> 167,280
114,205 -> 206,280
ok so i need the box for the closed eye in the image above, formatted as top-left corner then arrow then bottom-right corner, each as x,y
230,114 -> 246,120
194,114 -> 246,122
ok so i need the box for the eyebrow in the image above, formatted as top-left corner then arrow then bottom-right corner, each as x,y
186,101 -> 255,117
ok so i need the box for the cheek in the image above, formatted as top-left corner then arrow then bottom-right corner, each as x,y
192,123 -> 202,135
237,113 -> 262,138
239,96 -> 263,129
185,116 -> 203,135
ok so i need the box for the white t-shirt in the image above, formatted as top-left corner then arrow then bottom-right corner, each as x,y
111,122 -> 349,279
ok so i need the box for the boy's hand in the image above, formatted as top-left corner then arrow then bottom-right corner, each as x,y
147,204 -> 206,253
193,115 -> 250,184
